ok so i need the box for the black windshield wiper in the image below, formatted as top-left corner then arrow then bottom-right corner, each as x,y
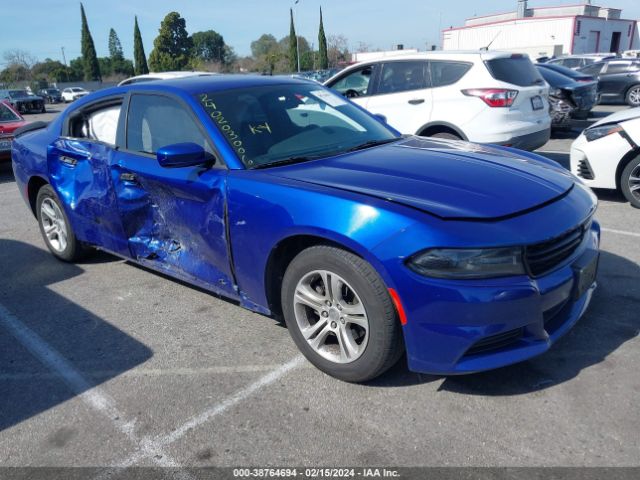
251,155 -> 320,169
346,138 -> 401,153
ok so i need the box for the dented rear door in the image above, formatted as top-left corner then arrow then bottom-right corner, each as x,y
111,92 -> 236,297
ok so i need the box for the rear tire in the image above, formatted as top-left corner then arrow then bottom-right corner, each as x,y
36,185 -> 89,261
626,85 -> 640,107
281,245 -> 404,382
620,156 -> 640,209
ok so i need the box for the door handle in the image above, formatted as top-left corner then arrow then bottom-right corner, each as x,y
120,172 -> 139,184
59,155 -> 78,166
408,99 -> 425,105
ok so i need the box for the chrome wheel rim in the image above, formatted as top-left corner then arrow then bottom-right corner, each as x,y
629,164 -> 640,201
40,198 -> 68,252
293,270 -> 369,364
630,88 -> 640,106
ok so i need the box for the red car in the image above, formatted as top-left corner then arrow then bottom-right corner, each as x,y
0,101 -> 27,161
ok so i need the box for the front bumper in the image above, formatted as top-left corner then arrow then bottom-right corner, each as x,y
396,221 -> 600,375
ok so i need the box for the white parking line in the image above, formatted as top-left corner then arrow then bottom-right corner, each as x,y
0,363 -> 309,381
0,302 -> 188,474
602,227 -> 640,238
110,355 -> 305,468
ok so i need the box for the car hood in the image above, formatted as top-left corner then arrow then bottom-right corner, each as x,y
11,94 -> 42,101
590,106 -> 640,128
268,137 -> 574,220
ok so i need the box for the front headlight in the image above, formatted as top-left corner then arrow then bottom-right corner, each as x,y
584,123 -> 623,142
407,247 -> 525,279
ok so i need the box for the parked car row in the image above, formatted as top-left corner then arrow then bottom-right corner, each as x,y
540,55 -> 640,107
0,89 -> 45,114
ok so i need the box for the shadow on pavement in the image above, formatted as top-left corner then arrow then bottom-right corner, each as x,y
0,239 -> 152,431
369,250 -> 639,392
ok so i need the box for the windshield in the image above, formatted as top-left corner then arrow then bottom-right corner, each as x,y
197,83 -> 398,168
0,103 -> 21,122
71,88 -> 84,92
8,90 -> 28,97
47,89 -> 60,94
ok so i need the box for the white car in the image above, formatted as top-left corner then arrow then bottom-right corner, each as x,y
118,71 -> 215,86
324,51 -> 551,151
570,108 -> 640,208
61,87 -> 90,102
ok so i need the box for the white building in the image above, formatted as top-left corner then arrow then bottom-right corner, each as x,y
443,1 -> 639,59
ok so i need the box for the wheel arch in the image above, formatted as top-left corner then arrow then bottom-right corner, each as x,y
615,149 -> 640,191
625,83 -> 640,105
26,175 -> 49,217
415,121 -> 468,140
263,233 -> 392,319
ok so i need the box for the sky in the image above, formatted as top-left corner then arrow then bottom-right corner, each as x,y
2,0 -> 640,66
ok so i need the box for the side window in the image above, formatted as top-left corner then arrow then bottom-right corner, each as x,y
67,102 -> 122,145
605,62 -> 631,74
329,65 -> 374,97
377,61 -> 428,95
430,61 -> 472,88
562,58 -> 581,68
580,63 -> 604,75
126,94 -> 213,156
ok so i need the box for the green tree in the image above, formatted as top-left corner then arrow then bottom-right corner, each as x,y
318,7 -> 328,69
191,30 -> 226,64
133,16 -> 149,75
31,59 -> 71,82
289,8 -> 298,72
98,57 -> 113,78
108,28 -> 124,60
250,34 -> 280,74
80,3 -> 101,81
148,12 -> 193,72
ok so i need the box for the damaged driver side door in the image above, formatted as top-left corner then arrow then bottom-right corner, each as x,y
111,93 -> 237,298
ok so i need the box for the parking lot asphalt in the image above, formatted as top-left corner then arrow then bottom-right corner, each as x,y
0,103 -> 638,470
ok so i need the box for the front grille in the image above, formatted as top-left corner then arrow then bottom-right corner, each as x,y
464,327 -> 524,356
577,159 -> 595,180
525,224 -> 585,277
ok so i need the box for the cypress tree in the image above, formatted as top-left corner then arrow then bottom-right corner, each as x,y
289,8 -> 298,72
80,3 -> 101,81
133,16 -> 149,75
318,7 -> 328,69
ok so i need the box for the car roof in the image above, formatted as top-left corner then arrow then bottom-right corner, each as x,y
118,71 -> 216,86
89,74 -> 314,100
350,50 -> 525,62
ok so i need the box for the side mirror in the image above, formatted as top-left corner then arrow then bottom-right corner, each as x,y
157,142 -> 208,168
373,113 -> 388,124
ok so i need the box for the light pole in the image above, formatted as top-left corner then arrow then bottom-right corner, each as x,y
293,0 -> 301,72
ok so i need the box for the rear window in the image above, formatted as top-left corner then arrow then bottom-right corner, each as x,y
485,56 -> 544,87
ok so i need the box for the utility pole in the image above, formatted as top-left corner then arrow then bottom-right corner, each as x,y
293,0 -> 301,72
61,46 -> 67,66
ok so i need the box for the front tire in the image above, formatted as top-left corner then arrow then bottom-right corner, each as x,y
36,185 -> 88,261
625,85 -> 640,107
281,245 -> 403,382
621,156 -> 640,208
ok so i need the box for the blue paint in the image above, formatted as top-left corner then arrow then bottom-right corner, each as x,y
11,75 -> 599,375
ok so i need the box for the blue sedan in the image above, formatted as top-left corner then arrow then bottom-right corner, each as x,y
11,76 -> 600,382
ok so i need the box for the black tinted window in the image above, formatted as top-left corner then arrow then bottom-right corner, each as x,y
378,61 -> 428,94
580,62 -> 605,75
561,58 -> 581,68
606,62 -> 631,74
127,94 -> 212,155
430,61 -> 472,87
485,56 -> 544,86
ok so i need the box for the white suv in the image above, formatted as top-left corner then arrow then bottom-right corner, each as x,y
324,51 -> 551,151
